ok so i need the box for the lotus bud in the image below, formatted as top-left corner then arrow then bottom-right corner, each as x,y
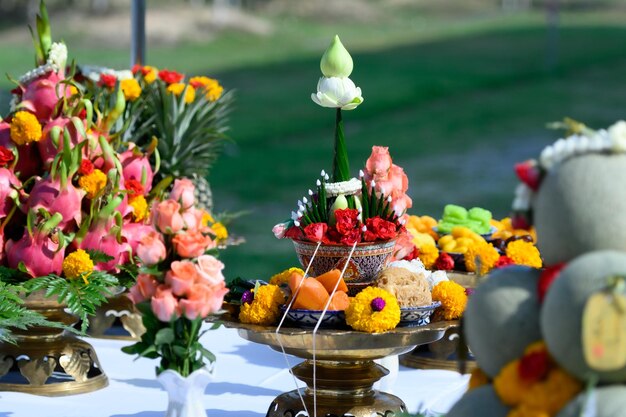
294,220 -> 300,227
325,174 -> 330,181
308,189 -> 314,196
316,179 -> 321,187
321,169 -> 326,177
354,196 -> 363,222
359,169 -> 364,178
328,194 -> 348,226
302,197 -> 308,204
320,35 -> 353,78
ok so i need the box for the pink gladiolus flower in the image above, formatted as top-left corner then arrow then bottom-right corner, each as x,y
151,286 -> 180,322
169,178 -> 195,210
365,146 -> 392,181
195,255 -> 225,286
19,72 -> 72,121
127,274 -> 159,304
27,177 -> 85,230
165,261 -> 199,296
6,229 -> 64,277
153,200 -> 184,234
388,164 -> 409,193
172,230 -> 215,258
391,190 -> 412,216
391,229 -> 415,262
136,231 -> 167,266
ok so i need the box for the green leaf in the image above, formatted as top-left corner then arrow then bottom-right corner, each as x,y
155,327 -> 175,345
85,249 -> 114,264
332,108 -> 350,182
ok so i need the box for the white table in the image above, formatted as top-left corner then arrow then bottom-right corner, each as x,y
0,326 -> 469,417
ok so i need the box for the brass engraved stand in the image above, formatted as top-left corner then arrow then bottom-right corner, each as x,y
222,313 -> 456,417
0,292 -> 108,396
87,293 -> 145,340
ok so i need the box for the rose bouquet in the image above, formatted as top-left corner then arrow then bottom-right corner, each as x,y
122,179 -> 228,377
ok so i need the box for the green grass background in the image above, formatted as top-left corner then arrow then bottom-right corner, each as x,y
1,3 -> 625,280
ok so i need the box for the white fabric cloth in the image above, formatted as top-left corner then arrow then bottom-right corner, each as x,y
0,326 -> 469,417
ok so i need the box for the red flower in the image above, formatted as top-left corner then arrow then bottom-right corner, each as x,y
99,74 -> 117,88
10,87 -> 22,96
340,228 -> 362,245
494,255 -> 515,269
125,179 -> 144,196
434,252 -> 455,271
326,227 -> 342,243
158,69 -> 184,84
514,159 -> 542,191
284,226 -> 304,240
511,212 -> 531,230
304,223 -> 328,243
0,146 -> 15,167
335,208 -> 360,235
404,246 -> 420,261
538,263 -> 565,303
518,349 -> 550,382
78,159 -> 95,176
364,217 -> 397,241
131,64 -> 143,74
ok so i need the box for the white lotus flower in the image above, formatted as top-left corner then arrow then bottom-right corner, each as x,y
609,120 -> 626,152
311,77 -> 363,110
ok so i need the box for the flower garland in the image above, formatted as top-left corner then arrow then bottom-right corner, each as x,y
345,286 -> 400,333
418,243 -> 439,270
505,240 -> 542,269
431,280 -> 467,320
238,284 -> 285,326
464,241 -> 500,275
269,267 -> 305,286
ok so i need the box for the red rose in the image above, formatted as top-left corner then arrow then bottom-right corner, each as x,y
78,159 -> 94,176
538,263 -> 565,303
494,255 -> 515,269
99,74 -> 117,88
0,146 -> 15,167
284,226 -> 304,240
518,350 -> 550,382
131,64 -> 143,74
340,228 -> 362,245
158,69 -> 184,84
434,252 -> 455,271
365,217 -> 397,241
335,208 -> 360,235
304,223 -> 328,243
125,179 -> 144,196
326,227 -> 342,243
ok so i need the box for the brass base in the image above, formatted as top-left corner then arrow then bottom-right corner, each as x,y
87,293 -> 145,341
0,291 -> 108,396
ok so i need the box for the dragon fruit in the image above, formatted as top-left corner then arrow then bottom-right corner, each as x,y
120,148 -> 154,194
0,168 -> 21,219
38,116 -> 87,168
122,222 -> 155,254
78,220 -> 131,272
19,72 -> 73,121
0,121 -> 43,179
27,176 -> 85,230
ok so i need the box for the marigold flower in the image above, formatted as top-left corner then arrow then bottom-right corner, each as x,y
464,241 -> 500,274
505,240 -> 542,269
121,78 -> 142,101
345,286 -> 400,333
189,76 -> 224,101
238,284 -> 285,325
431,280 -> 467,320
468,367 -> 490,391
202,211 -> 215,226
269,267 -> 305,286
10,111 -> 42,145
129,195 -> 148,222
494,359 -> 533,406
78,169 -> 107,199
79,159 -> 95,175
211,222 -> 228,241
142,66 -> 158,84
62,249 -> 94,284
166,83 -> 195,104
418,243 -> 439,269
125,178 -> 144,196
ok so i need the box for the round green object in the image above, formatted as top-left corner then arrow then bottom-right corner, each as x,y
446,385 -> 510,417
534,153 -> 626,265
541,250 -> 626,383
556,386 -> 626,417
464,266 -> 542,377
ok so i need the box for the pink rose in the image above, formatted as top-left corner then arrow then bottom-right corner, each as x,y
136,231 -> 167,266
165,260 -> 199,296
151,286 -> 180,322
170,178 -> 195,210
272,222 -> 287,239
172,230 -> 215,258
195,255 -> 225,286
182,207 -> 204,231
180,282 -> 228,319
365,146 -> 392,181
153,200 -> 184,233
127,274 -> 159,304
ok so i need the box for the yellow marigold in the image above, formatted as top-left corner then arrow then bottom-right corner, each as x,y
143,66 -> 158,84
269,267 -> 304,286
69,85 -> 78,96
238,284 -> 285,325
202,211 -> 215,226
506,240 -> 542,269
468,367 -> 490,391
62,249 -> 94,284
464,241 -> 500,275
10,111 -> 42,145
431,280 -> 467,320
494,359 -> 533,406
190,76 -> 224,101
121,78 -> 142,101
418,243 -> 439,269
345,286 -> 400,333
211,222 -> 228,241
166,83 -> 195,104
520,368 -> 582,416
78,169 -> 107,199
129,195 -> 148,222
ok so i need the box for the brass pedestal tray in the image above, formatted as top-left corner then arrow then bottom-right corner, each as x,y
222,312 -> 456,417
0,292 -> 108,396
86,293 -> 145,341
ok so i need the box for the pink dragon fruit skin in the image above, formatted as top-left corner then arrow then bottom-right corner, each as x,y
27,177 -> 85,230
0,121 -> 43,179
122,222 -> 155,254
0,168 -> 21,219
78,221 -> 131,272
120,150 -> 154,194
5,229 -> 64,277
19,72 -> 73,121
38,117 -> 86,168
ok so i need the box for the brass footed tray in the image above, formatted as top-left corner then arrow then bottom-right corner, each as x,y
221,312 -> 456,417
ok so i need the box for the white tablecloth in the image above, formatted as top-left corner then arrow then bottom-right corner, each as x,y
0,326 -> 469,417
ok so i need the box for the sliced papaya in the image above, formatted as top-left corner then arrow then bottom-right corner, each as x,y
292,277 -> 329,310
328,290 -> 350,311
315,269 -> 348,293
287,271 -> 305,293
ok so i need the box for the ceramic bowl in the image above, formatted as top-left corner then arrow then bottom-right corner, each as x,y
398,302 -> 441,327
280,306 -> 346,328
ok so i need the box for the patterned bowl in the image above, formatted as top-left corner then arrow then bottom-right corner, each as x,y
398,302 -> 441,327
292,239 -> 396,288
279,306 -> 346,328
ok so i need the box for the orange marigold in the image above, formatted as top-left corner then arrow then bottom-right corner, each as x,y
468,367 -> 490,391
506,240 -> 542,269
464,241 -> 500,275
418,243 -> 439,269
431,280 -> 467,320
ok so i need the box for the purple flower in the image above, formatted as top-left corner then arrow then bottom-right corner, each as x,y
241,290 -> 254,305
465,288 -> 475,297
370,297 -> 386,312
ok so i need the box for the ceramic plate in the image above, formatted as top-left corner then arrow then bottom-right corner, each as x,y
398,302 -> 441,327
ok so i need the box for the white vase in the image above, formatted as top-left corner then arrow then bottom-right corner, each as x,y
157,365 -> 214,417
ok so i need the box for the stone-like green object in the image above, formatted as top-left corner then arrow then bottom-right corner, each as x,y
320,35 -> 353,78
464,266 -> 542,377
541,250 -> 626,383
446,386 -> 510,417
556,386 -> 626,417
534,153 -> 626,265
